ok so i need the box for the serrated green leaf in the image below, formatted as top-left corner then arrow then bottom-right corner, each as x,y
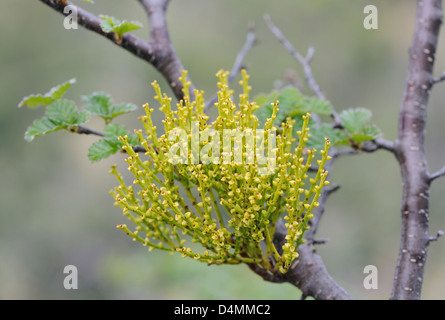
88,139 -> 120,163
307,124 -> 347,150
104,123 -> 129,144
362,125 -> 382,139
100,15 -> 121,33
305,97 -> 334,116
350,125 -> 382,143
111,103 -> 138,118
340,108 -> 372,134
18,78 -> 76,109
278,87 -> 306,114
49,78 -> 76,100
46,100 -> 81,125
76,111 -> 91,125
24,117 -> 66,142
18,96 -> 54,109
82,92 -> 113,119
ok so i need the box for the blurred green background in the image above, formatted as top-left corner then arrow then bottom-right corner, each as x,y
1,0 -> 445,300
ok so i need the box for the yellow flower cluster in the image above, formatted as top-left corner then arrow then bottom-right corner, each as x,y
110,69 -> 331,273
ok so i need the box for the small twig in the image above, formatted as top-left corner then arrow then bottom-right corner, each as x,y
305,47 -> 315,64
131,145 -> 148,153
326,184 -> 341,195
433,71 -> 445,84
429,166 -> 445,182
361,138 -> 396,154
73,125 -> 104,137
307,238 -> 330,245
331,138 -> 396,159
264,14 -> 342,127
428,230 -> 444,243
72,125 -> 146,153
204,24 -> 258,113
264,14 -> 324,100
332,148 -> 359,159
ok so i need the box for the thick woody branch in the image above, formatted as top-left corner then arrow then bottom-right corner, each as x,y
39,0 -> 191,102
204,25 -> 258,113
391,0 -> 443,300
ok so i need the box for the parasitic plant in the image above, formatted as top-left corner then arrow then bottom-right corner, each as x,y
111,70 -> 331,275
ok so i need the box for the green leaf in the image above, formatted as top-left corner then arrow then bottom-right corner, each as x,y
307,124 -> 348,150
88,139 -> 120,163
104,123 -> 129,144
305,97 -> 334,116
76,111 -> 91,125
99,15 -> 142,37
278,87 -> 306,115
82,93 -> 137,122
100,16 -> 121,33
351,125 -> 382,144
49,78 -> 77,100
46,100 -> 85,125
18,78 -> 76,109
340,108 -> 372,134
24,117 -> 66,142
114,21 -> 143,35
82,92 -> 113,119
103,123 -> 141,147
18,96 -> 53,109
111,103 -> 138,118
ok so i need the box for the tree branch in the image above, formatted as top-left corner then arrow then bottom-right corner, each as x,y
39,0 -> 191,102
73,125 -> 104,137
391,0 -> 443,300
71,125 -> 147,153
204,24 -> 258,113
